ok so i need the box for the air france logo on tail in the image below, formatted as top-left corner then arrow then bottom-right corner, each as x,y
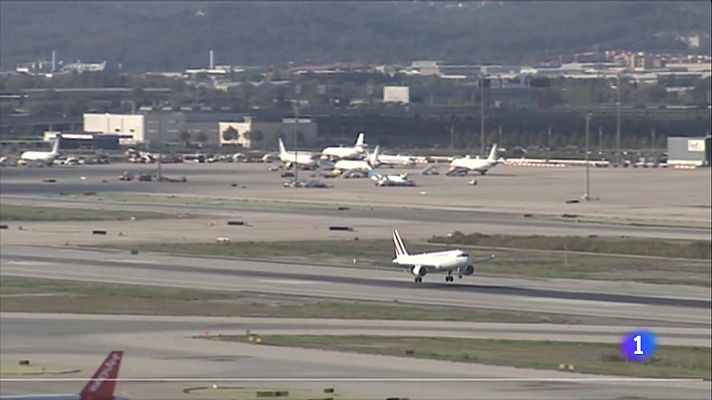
393,230 -> 408,258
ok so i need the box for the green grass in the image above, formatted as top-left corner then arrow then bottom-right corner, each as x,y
101,238 -> 712,287
0,276 -> 571,323
97,192 -> 360,212
0,204 -> 175,222
207,335 -> 712,380
431,231 -> 711,259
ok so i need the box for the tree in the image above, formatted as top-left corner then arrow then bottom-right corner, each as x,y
179,130 -> 191,146
222,126 -> 238,141
197,132 -> 208,144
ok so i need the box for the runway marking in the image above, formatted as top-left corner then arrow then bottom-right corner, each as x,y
1,260 -> 51,266
1,378 -> 704,383
258,279 -> 318,285
105,259 -> 162,264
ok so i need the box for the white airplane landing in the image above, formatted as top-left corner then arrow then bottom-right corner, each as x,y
392,230 -> 494,283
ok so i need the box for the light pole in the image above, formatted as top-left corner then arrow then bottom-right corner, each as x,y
615,74 -> 622,166
157,111 -> 163,181
480,74 -> 486,156
584,111 -> 591,201
293,84 -> 301,183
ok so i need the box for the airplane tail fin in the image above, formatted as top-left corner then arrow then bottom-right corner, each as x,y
355,132 -> 365,148
487,144 -> 498,161
80,351 -> 123,400
278,138 -> 287,156
368,145 -> 381,166
51,135 -> 62,155
393,230 -> 409,257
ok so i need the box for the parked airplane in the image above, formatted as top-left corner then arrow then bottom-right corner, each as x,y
375,153 -> 417,168
333,145 -> 380,172
321,132 -> 366,160
392,230 -> 494,283
369,170 -> 415,186
449,144 -> 499,175
19,136 -> 61,166
278,138 -> 319,169
0,351 -> 125,400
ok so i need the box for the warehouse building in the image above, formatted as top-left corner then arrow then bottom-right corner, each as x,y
219,116 -> 317,149
667,136 -> 711,166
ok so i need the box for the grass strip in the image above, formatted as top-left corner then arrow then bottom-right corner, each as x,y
430,231 -> 711,259
206,335 -> 711,380
0,204 -> 175,222
0,276 -> 571,323
101,239 -> 711,287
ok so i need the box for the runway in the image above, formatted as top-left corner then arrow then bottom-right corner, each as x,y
1,246 -> 709,326
1,313 -> 709,400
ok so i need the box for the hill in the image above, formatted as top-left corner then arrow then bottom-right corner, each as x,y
1,1 -> 709,71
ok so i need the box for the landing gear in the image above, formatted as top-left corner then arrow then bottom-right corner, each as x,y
445,273 -> 454,282
458,274 -> 463,279
414,276 -> 423,283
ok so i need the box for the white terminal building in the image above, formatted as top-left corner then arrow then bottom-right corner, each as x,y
219,116 -> 318,150
84,112 -> 318,150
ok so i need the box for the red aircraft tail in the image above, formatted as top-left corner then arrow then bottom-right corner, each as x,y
79,351 -> 123,400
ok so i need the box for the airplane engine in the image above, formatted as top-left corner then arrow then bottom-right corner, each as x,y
411,265 -> 427,277
462,265 -> 474,276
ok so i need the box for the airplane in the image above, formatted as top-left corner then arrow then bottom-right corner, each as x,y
321,132 -> 367,160
449,144 -> 499,175
374,152 -> 417,168
391,230 -> 494,283
278,138 -> 319,169
0,351 -> 125,400
369,170 -> 415,186
19,136 -> 61,166
332,145 -> 380,172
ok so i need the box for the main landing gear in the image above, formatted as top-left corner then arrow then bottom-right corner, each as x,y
445,272 -> 454,282
414,276 -> 423,283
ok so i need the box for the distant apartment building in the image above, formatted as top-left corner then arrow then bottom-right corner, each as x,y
383,86 -> 410,104
219,117 -> 317,149
625,52 -> 665,71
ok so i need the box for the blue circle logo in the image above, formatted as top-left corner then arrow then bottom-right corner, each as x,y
620,330 -> 657,361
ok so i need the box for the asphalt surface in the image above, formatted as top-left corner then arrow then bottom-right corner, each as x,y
1,314 -> 709,400
1,162 -> 710,399
1,246 -> 709,326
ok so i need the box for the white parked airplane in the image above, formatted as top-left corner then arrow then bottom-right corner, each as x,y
333,145 -> 380,172
392,230 -> 494,283
449,144 -> 499,175
376,153 -> 417,168
0,351 -> 125,400
19,136 -> 61,166
322,132 -> 366,160
278,138 -> 319,169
